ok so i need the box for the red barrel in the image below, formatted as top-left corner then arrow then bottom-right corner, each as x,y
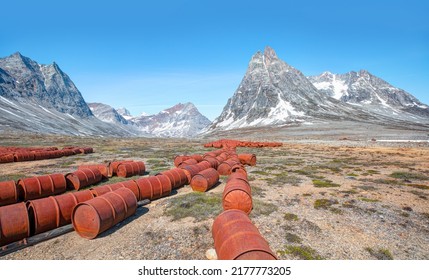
190,168 -> 220,192
177,158 -> 198,168
65,168 -> 102,190
238,154 -> 257,166
79,164 -> 110,179
173,155 -> 191,167
135,176 -> 171,201
0,202 -> 30,246
0,154 -> 15,163
190,154 -> 203,162
231,163 -> 247,175
90,185 -> 114,197
79,147 -> 94,154
160,168 -> 188,189
109,160 -> 134,176
0,180 -> 19,206
27,190 -> 94,235
17,174 -> 67,201
116,161 -> 146,178
155,174 -> 172,195
109,180 -> 140,201
13,152 -> 35,162
72,188 -> 137,239
212,210 -> 277,260
217,159 -> 241,176
223,177 -> 252,214
202,157 -> 220,169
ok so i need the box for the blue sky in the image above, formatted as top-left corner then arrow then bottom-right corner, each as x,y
1,0 -> 428,120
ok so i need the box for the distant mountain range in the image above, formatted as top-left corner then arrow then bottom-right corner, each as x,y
208,46 -> 428,131
1,49 -> 428,138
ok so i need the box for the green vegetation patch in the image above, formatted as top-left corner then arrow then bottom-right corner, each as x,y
390,171 -> 429,181
0,173 -> 27,182
312,179 -> 340,188
359,197 -> 380,203
406,184 -> 429,190
278,245 -> 323,260
314,199 -> 338,209
365,247 -> 393,260
251,199 -> 278,217
164,192 -> 222,221
266,172 -> 302,187
285,232 -> 302,243
284,213 -> 299,221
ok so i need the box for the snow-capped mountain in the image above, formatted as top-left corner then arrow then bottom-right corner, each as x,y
210,46 -> 360,130
308,70 -> 429,118
88,102 -> 128,125
0,52 -> 135,136
132,102 -> 211,137
209,46 -> 428,132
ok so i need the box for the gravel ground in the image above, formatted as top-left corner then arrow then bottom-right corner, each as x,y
0,129 -> 428,260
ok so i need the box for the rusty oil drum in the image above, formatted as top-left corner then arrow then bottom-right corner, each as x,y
65,168 -> 102,190
71,187 -> 137,239
190,168 -> 220,192
212,209 -> 277,260
0,202 -> 30,246
17,173 -> 67,201
222,176 -> 253,214
26,190 -> 94,235
0,180 -> 19,207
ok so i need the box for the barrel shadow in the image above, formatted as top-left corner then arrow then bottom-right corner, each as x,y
97,206 -> 150,238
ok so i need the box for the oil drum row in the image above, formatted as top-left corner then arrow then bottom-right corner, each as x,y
0,146 -> 93,164
204,139 -> 282,149
198,148 -> 276,260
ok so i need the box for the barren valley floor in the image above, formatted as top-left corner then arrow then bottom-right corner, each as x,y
0,131 -> 428,260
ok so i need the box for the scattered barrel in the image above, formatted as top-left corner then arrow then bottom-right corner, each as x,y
160,168 -> 188,189
190,168 -> 220,192
217,159 -> 241,176
72,187 -> 137,239
27,190 -> 94,235
109,180 -> 140,201
238,154 -> 257,166
116,161 -> 146,178
177,158 -> 198,168
79,147 -> 94,154
202,157 -> 220,169
222,177 -> 252,214
212,210 -> 277,260
90,185 -> 115,197
17,174 -> 67,201
65,168 -> 102,190
13,152 -> 35,162
0,202 -> 30,246
79,164 -> 110,179
136,176 -> 171,201
231,163 -> 247,175
0,180 -> 19,207
173,155 -> 191,167
109,160 -> 134,176
190,154 -> 203,162
0,154 -> 14,163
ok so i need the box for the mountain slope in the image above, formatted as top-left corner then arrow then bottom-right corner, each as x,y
88,102 -> 128,125
308,71 -> 429,118
210,46 -> 369,130
132,102 -> 211,137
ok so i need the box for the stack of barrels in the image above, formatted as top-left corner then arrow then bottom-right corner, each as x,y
204,139 -> 282,149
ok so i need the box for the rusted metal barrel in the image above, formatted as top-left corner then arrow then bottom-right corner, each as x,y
72,187 -> 137,239
79,147 -> 94,154
177,158 -> 198,168
160,168 -> 188,189
109,160 -> 134,176
217,159 -> 241,176
116,161 -> 146,178
27,190 -> 93,235
109,180 -> 140,201
0,154 -> 15,163
238,154 -> 257,166
79,164 -> 110,179
135,176 -> 172,201
190,168 -> 220,192
202,157 -> 220,169
0,202 -> 30,246
65,168 -> 102,190
231,163 -> 247,175
223,177 -> 253,214
212,210 -> 277,260
173,155 -> 191,167
13,152 -> 35,162
17,174 -> 67,201
0,180 -> 19,207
